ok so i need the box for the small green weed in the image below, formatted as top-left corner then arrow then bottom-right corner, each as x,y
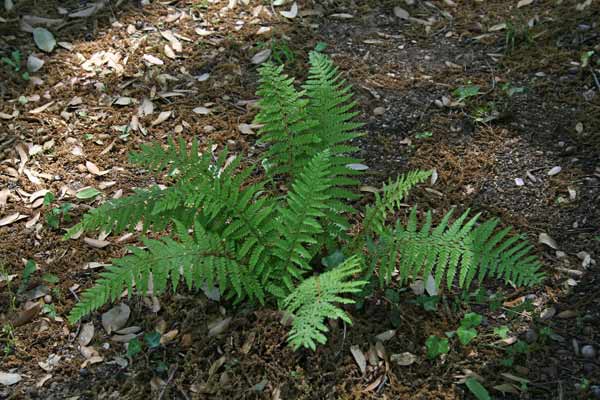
1,323 -> 16,357
465,377 -> 492,400
44,193 -> 74,229
256,39 -> 297,66
1,50 -> 30,81
453,84 -> 480,103
505,19 -> 534,53
456,312 -> 483,346
426,335 -> 450,359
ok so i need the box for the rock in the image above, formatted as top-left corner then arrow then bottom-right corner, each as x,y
391,352 -> 417,366
583,363 -> 596,374
540,307 -> 556,321
582,345 -> 596,359
590,385 -> 600,399
524,328 -> 538,343
373,107 -> 385,116
557,310 -> 577,319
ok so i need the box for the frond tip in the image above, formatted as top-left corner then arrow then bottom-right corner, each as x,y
282,256 -> 367,351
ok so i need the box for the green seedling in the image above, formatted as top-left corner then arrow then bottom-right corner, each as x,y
453,84 -> 480,103
1,50 -> 30,81
45,193 -> 74,230
426,335 -> 450,359
457,312 -> 483,346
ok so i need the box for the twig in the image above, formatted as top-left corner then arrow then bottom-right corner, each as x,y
589,66 -> 600,93
69,287 -> 80,302
158,365 -> 178,400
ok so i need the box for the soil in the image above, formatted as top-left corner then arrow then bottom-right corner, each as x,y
0,0 -> 599,399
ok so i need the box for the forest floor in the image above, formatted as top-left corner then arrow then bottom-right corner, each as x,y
0,0 -> 599,399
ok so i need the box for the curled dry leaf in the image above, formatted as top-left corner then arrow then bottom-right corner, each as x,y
142,54 -> 164,65
36,374 -> 52,388
538,233 -> 558,249
151,111 -> 171,126
160,329 -> 178,345
101,303 -> 130,334
83,237 -> 110,248
195,28 -> 215,36
251,49 -> 271,64
208,317 -> 231,337
0,212 -> 20,226
25,212 -> 40,228
29,189 -> 49,203
280,2 -> 298,18
81,356 -> 103,369
29,101 -> 54,114
350,345 -> 367,375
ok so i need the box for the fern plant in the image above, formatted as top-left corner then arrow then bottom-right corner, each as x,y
66,51 -> 544,351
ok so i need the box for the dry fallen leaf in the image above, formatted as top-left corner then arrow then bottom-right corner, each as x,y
142,54 -> 164,65
538,233 -> 558,249
0,212 -> 20,226
151,111 -> 171,126
251,49 -> 271,64
164,44 -> 176,59
78,322 -> 95,346
208,317 -> 232,337
160,329 -> 179,345
517,0 -> 534,7
391,352 -> 417,366
84,237 -> 110,248
101,303 -> 130,334
350,345 -> 367,375
280,2 -> 298,18
25,212 -> 40,228
35,374 -> 52,388
29,101 -> 54,114
0,372 -> 22,386
192,106 -> 211,115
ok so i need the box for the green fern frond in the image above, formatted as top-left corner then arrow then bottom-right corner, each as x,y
355,170 -> 432,248
254,62 -> 320,178
68,223 -> 265,324
304,51 -> 363,155
272,151 -> 334,292
130,136 -> 202,175
64,186 -> 175,238
282,256 -> 366,351
377,207 -> 544,291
